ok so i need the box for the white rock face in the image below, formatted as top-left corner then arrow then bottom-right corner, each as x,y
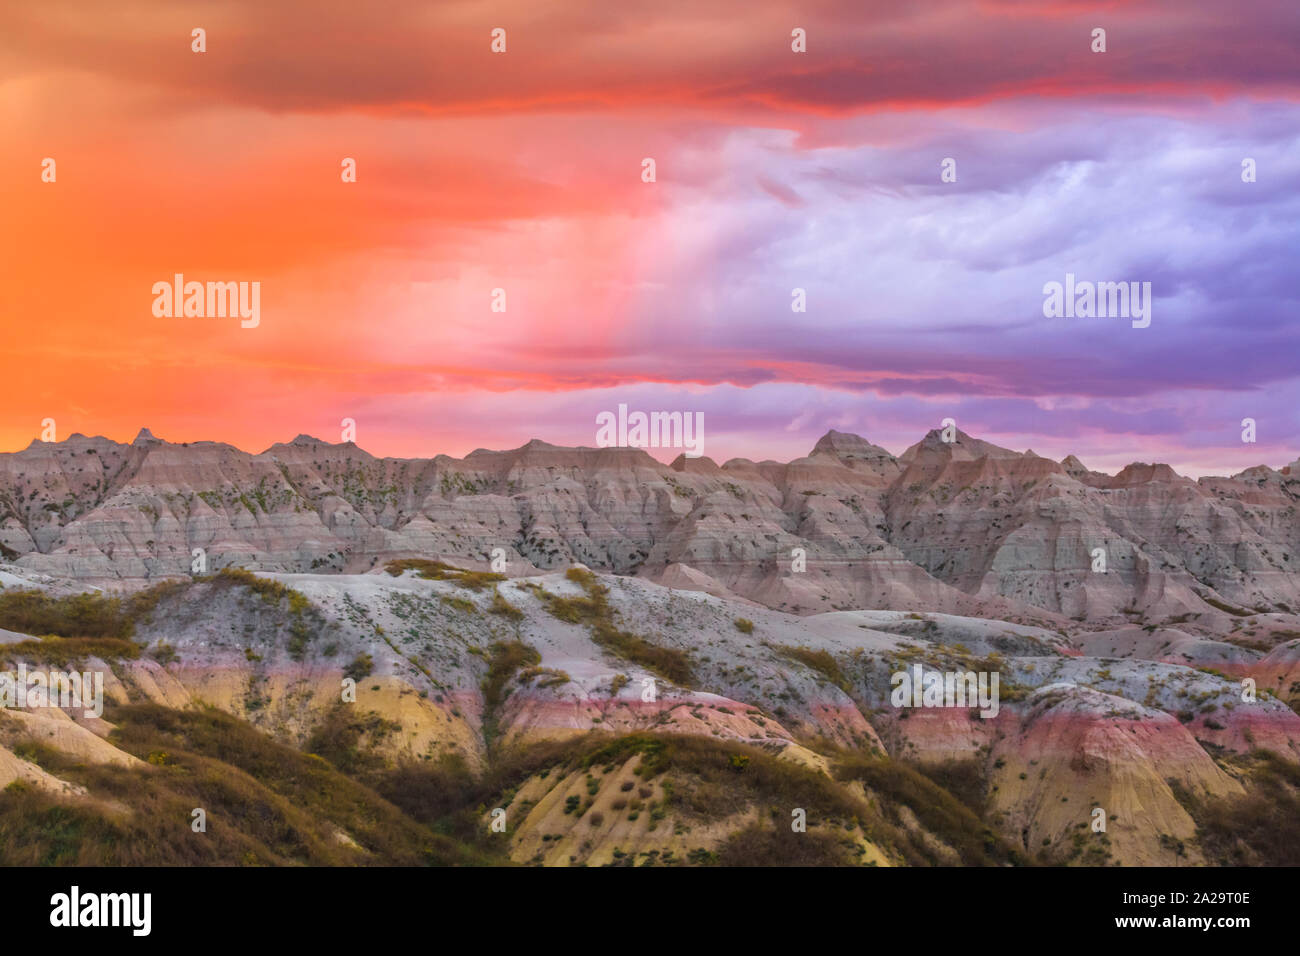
2,428 -> 1299,632
5,564 -> 1293,866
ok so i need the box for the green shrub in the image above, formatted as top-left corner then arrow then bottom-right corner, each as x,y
488,590 -> 524,620
715,825 -> 855,866
0,580 -> 188,641
385,559 -> 505,592
518,666 -> 571,689
482,641 -> 542,714
777,646 -> 849,692
3,636 -> 140,667
305,705 -> 399,777
343,653 -> 374,681
150,643 -> 180,665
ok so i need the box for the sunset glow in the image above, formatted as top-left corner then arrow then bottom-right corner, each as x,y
3,0 -> 1297,475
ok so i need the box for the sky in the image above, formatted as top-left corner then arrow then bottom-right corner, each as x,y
1,0 -> 1298,476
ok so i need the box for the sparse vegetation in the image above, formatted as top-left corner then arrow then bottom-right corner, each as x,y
1178,751 -> 1300,866
0,579 -> 189,644
488,589 -> 524,620
305,705 -> 400,776
518,666 -> 571,689
1,636 -> 141,667
149,642 -> 180,665
482,641 -> 542,719
1201,596 -> 1254,617
535,568 -> 693,685
343,653 -> 374,681
715,824 -> 856,866
777,645 -> 849,692
208,569 -> 321,661
0,704 -> 491,866
441,595 -> 477,614
836,756 -> 1022,866
384,559 -> 505,591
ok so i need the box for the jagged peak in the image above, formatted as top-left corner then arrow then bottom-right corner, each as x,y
1060,454 -> 1097,478
259,434 -> 340,456
809,429 -> 895,462
6,428 -> 1297,481
899,428 -> 1022,463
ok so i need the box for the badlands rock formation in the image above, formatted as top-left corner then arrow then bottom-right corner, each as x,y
3,427 -> 1299,631
1,559 -> 1297,865
2,426 -> 1299,866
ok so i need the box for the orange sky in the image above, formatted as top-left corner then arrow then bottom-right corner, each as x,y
3,1 -> 1298,472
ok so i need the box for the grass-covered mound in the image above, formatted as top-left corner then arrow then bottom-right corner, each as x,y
384,558 -> 505,591
1175,749 -> 1300,866
0,704 -> 494,866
